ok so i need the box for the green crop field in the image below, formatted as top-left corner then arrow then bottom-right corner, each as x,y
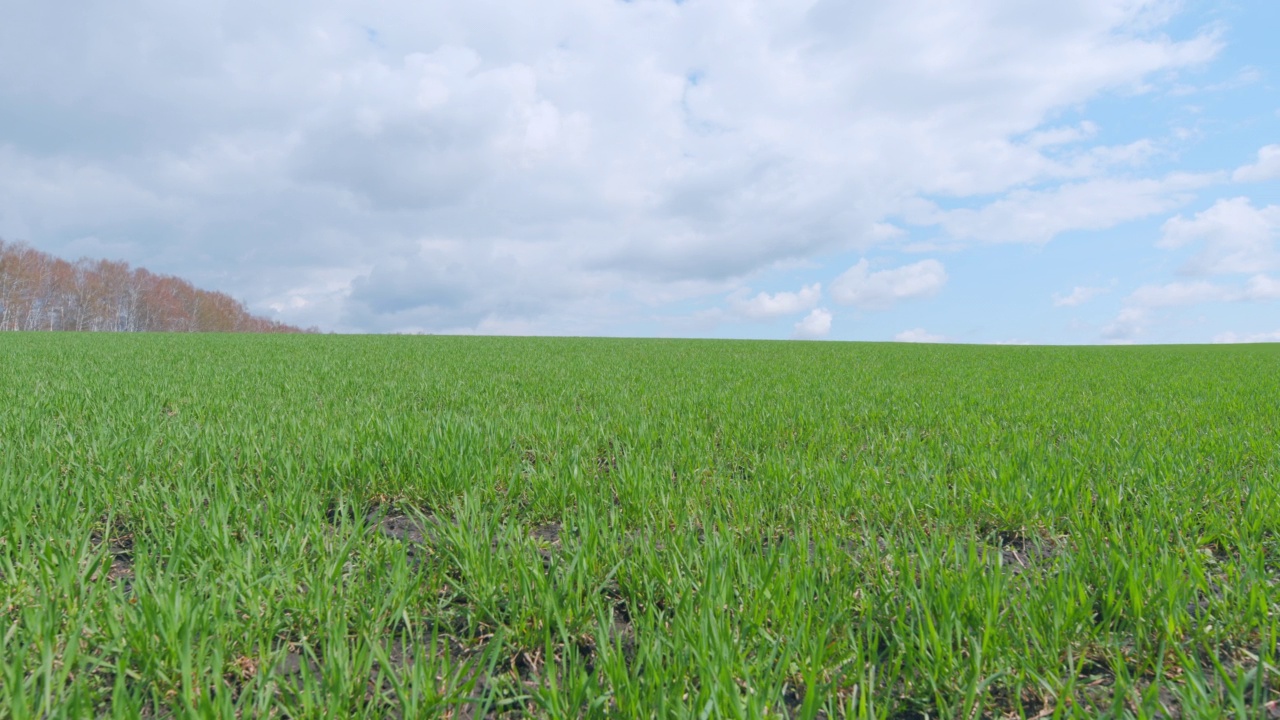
1,333 -> 1277,718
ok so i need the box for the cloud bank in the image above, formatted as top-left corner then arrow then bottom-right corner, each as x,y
0,0 -> 1254,341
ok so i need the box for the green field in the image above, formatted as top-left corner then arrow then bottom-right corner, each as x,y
1,334 -> 1277,718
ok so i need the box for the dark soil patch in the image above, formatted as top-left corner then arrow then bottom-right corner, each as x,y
604,599 -> 637,666
325,500 -> 361,526
529,517 -> 560,540
779,680 -> 834,719
373,512 -> 438,545
362,506 -> 444,567
105,553 -> 134,586
529,522 -> 562,568
530,522 -> 561,545
273,649 -> 323,683
1185,579 -> 1228,627
89,531 -> 135,591
988,529 -> 1064,574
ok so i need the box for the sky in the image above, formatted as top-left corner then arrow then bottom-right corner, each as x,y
1,0 -> 1277,343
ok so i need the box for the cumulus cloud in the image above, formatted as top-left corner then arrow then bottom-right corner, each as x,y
792,308 -> 832,340
1100,307 -> 1148,341
894,328 -> 947,343
1232,145 -> 1280,183
830,259 -> 947,309
731,283 -> 821,320
1243,274 -> 1280,300
1158,197 -> 1280,275
1100,274 -> 1280,340
0,0 -> 1227,333
1052,284 -> 1109,307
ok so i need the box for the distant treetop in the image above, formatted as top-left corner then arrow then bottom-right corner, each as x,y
0,239 -> 310,333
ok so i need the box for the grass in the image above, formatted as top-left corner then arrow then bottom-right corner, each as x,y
0,332 -> 1277,718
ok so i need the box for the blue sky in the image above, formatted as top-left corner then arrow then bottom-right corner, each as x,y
1,0 -> 1277,342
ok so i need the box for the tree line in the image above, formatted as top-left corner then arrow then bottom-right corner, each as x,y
0,239 -> 310,333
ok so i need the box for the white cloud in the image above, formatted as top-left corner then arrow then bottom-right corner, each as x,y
893,328 -> 947,343
792,308 -> 832,339
731,283 -> 821,320
1232,145 -> 1280,183
1124,275 -> 1280,308
1158,197 -> 1280,276
1100,306 -> 1149,340
659,307 -> 726,336
910,172 -> 1219,244
1053,284 -> 1109,307
830,259 -> 947,309
1024,121 -> 1099,148
1213,329 -> 1280,344
1243,274 -> 1280,300
1127,280 -> 1230,307
1100,273 -> 1280,340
